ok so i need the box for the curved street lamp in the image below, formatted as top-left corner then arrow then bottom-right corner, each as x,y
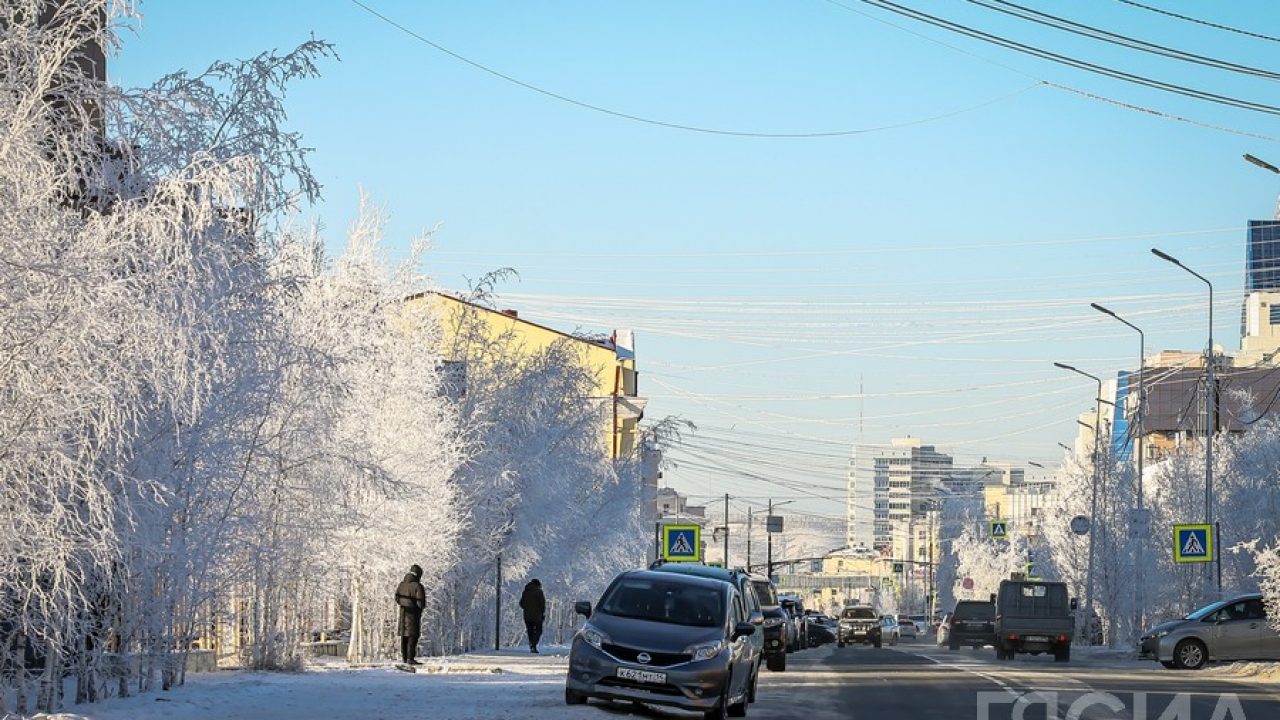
1092,301 -> 1148,631
1151,248 -> 1216,594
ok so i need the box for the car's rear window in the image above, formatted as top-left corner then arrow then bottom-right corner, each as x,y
999,583 -> 1069,617
751,581 -> 778,606
841,607 -> 877,619
953,602 -> 995,621
599,578 -> 725,627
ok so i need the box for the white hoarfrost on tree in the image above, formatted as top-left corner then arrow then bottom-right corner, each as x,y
429,276 -> 650,654
1039,441 -> 1140,646
1,2 -> 655,714
951,526 -> 1030,603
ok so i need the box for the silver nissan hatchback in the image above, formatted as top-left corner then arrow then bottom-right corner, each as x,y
565,569 -> 759,719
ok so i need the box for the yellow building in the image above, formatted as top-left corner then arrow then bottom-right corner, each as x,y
411,292 -> 646,459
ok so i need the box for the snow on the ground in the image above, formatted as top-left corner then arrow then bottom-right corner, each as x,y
1204,661 -> 1280,684
48,646 -> 613,720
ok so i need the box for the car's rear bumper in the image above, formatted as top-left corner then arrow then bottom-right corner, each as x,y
567,638 -> 730,711
949,630 -> 995,646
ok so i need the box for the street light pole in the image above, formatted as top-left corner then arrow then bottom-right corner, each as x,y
1057,361 -> 1103,628
1152,248 -> 1217,595
767,498 -> 774,579
724,493 -> 730,567
1092,301 -> 1147,632
1243,153 -> 1280,219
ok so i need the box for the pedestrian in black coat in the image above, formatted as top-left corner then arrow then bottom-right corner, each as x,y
518,579 -> 546,654
395,564 -> 426,664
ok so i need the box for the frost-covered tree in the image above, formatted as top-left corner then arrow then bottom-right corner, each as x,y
1,3 -> 654,714
1250,541 -> 1280,634
429,282 -> 649,653
951,526 -> 1030,603
0,1 -> 464,710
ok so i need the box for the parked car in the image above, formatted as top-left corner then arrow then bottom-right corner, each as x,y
880,615 -> 900,646
748,575 -> 790,672
837,605 -> 882,648
898,618 -> 918,639
946,600 -> 996,650
936,613 -> 952,647
803,611 -> 837,647
806,618 -> 837,647
650,563 -> 765,683
779,595 -> 808,651
565,569 -> 760,718
1138,593 -> 1280,670
993,580 -> 1076,662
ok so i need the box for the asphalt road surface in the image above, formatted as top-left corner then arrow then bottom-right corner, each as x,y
572,637 -> 1280,719
744,638 -> 1280,720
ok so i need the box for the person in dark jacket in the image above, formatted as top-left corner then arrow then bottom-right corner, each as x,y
395,565 -> 426,664
518,579 -> 546,654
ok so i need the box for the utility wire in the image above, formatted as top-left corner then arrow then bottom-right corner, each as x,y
348,0 -> 1038,138
856,0 -> 1280,115
821,0 -> 1280,139
1114,0 -> 1280,45
969,0 -> 1280,81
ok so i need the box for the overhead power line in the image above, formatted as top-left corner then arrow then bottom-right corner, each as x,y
348,0 -> 1038,138
969,0 -> 1280,81
1114,0 -> 1280,44
857,0 -> 1280,115
820,0 -> 1280,139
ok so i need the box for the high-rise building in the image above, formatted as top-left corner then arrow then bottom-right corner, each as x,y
846,438 -> 954,551
1247,221 -> 1280,292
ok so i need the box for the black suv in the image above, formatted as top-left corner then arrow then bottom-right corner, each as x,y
946,600 -> 996,650
748,575 -> 789,672
837,605 -> 881,648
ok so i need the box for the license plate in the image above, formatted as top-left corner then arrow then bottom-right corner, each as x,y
617,667 -> 666,684
1024,635 -> 1049,642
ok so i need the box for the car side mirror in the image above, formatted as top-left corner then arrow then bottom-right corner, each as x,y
1070,598 -> 1079,611
733,622 -> 757,639
749,610 -> 764,626
574,601 -> 592,618
990,593 -> 997,604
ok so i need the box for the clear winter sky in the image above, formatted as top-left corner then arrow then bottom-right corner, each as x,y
112,1 -> 1280,520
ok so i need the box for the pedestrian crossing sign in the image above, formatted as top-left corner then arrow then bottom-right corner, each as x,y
989,521 -> 1008,540
1173,524 -> 1213,563
662,524 -> 701,562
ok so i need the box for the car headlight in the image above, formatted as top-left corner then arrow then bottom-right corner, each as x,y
686,640 -> 726,662
764,617 -> 782,628
1152,629 -> 1170,639
581,624 -> 610,650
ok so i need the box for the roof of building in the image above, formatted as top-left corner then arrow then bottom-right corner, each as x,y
406,290 -> 618,352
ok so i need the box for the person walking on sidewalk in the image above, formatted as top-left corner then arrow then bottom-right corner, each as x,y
395,565 -> 426,664
519,579 -> 546,654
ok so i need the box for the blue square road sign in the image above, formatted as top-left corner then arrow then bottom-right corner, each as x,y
1173,524 -> 1213,564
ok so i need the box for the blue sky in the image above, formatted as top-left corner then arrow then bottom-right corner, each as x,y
112,1 -> 1280,518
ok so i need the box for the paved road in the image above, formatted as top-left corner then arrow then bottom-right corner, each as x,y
567,639 -> 1280,719
745,639 -> 1280,720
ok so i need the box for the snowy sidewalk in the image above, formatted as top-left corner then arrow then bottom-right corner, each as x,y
52,646 -> 609,720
